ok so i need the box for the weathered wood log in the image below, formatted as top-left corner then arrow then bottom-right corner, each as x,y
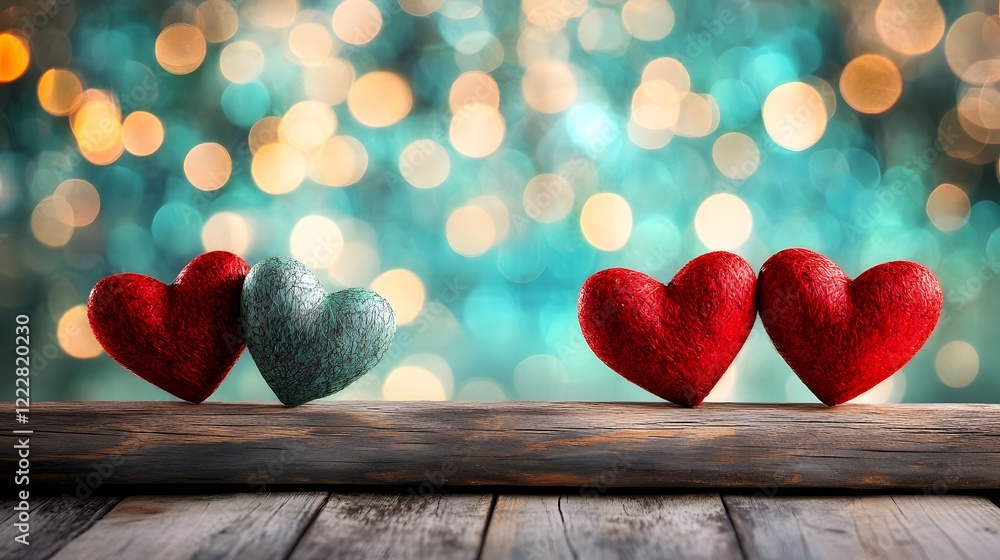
5,402 -> 999,489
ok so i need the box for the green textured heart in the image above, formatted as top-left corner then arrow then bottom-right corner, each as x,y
241,256 -> 396,407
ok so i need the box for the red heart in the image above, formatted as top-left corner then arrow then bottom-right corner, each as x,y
87,251 -> 250,403
578,252 -> 757,407
757,248 -> 942,405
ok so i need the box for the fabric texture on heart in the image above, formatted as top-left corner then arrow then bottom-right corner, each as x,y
757,248 -> 943,406
578,252 -> 757,407
87,251 -> 250,404
241,256 -> 396,407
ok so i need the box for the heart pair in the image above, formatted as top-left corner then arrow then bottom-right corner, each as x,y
87,252 -> 396,407
578,249 -> 943,407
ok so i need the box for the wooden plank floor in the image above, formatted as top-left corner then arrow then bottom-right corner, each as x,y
5,492 -> 1000,560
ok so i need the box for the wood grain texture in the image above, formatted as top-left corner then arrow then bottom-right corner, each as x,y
0,496 -> 120,560
723,494 -> 1000,560
49,492 -> 326,560
288,493 -> 493,560
6,402 -> 999,489
481,494 -> 742,560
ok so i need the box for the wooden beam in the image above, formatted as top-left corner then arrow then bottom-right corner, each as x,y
0,496 -> 120,560
6,402 -> 999,489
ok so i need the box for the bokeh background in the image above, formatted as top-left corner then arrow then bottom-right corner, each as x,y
1,0 -> 998,403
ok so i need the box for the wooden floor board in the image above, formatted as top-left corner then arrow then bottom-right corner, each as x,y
480,494 -> 743,560
288,493 -> 493,560
49,492 -> 326,560
724,494 -> 1000,560
0,496 -> 120,560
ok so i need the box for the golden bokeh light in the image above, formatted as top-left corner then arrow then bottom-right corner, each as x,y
348,71 -> 413,127
249,116 -> 281,154
935,341 -> 979,388
54,179 -> 100,227
839,54 -> 902,115
122,111 -> 165,157
0,31 -> 30,83
70,89 -> 121,152
450,103 -> 506,158
926,183 -> 971,231
400,139 -> 451,189
155,24 -> 207,75
712,133 -> 760,181
383,366 -> 447,401
672,93 -> 719,137
242,0 -> 297,28
220,40 -> 264,84
332,0 -> 383,46
522,59 -> 577,113
201,211 -> 252,256
288,22 -> 334,62
580,193 -> 632,251
621,0 -> 675,42
303,57 -> 355,105
57,305 -> 103,359
31,196 -> 75,248
957,86 -> 1000,143
252,142 -> 306,194
279,101 -> 337,151
468,195 -> 510,242
874,0 -> 945,56
329,242 -> 381,287
399,0 -> 444,17
578,8 -> 630,54
642,57 -> 690,91
290,215 -> 344,268
37,69 -> 83,116
449,71 -> 500,112
762,81 -> 827,151
184,142 -> 232,191
371,269 -> 425,325
523,0 -> 585,31
627,117 -> 674,149
523,173 -> 574,223
196,0 -> 239,43
446,205 -> 496,257
631,79 -> 681,130
309,136 -> 368,187
695,193 -> 753,250
945,12 -> 1000,85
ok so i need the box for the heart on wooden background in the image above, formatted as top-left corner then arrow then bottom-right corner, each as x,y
241,256 -> 396,407
757,248 -> 943,405
578,252 -> 758,407
87,251 -> 250,403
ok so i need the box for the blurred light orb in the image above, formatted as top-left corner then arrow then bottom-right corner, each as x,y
220,40 -> 264,84
348,71 -> 413,127
37,69 -> 83,116
578,8 -> 630,54
875,0 -> 945,56
447,205 -> 496,257
400,140 -> 451,189
243,0 -> 297,28
248,116 -> 281,154
31,196 -> 75,247
935,341 -> 979,388
523,173 -> 574,223
840,54 -> 902,115
449,71 -> 500,112
627,118 -> 674,149
279,101 -> 337,151
54,179 -> 100,227
456,378 -> 507,400
184,142 -> 232,191
309,136 -> 368,187
642,57 -> 690,91
70,89 -> 122,153
288,22 -> 334,62
333,0 -> 383,46
304,58 -> 355,105
631,80 -> 681,130
469,195 -> 510,242
155,24 -> 207,75
580,193 -> 632,251
695,193 -> 753,250
672,93 -> 719,137
712,133 -> 760,180
122,111 -> 164,156
926,183 -> 971,231
945,12 -> 1000,85
252,143 -> 306,194
371,269 -> 425,325
522,60 -> 577,113
196,0 -> 239,43
383,366 -> 447,401
621,0 -> 675,42
290,215 -> 344,268
202,211 -> 252,256
762,82 -> 828,151
449,103 -> 506,158
57,305 -> 103,359
330,242 -> 381,287
399,0 -> 444,17
0,31 -> 29,83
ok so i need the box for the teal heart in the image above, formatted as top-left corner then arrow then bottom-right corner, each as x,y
241,256 -> 396,407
